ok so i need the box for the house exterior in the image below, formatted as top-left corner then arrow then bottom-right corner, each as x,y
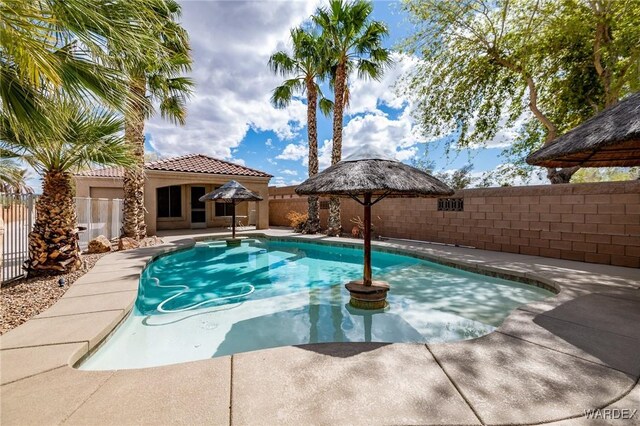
74,154 -> 271,235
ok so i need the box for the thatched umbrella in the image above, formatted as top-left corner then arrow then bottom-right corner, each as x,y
296,146 -> 453,309
527,92 -> 640,168
199,180 -> 262,241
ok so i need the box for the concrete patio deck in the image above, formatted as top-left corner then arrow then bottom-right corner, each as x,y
1,228 -> 638,425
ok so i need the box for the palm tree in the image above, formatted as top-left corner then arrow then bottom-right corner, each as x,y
269,27 -> 333,234
0,0 -> 157,137
120,0 -> 194,239
0,159 -> 33,194
313,0 -> 391,236
0,102 -> 134,275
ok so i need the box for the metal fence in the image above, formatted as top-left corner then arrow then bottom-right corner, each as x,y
1,194 -> 123,283
1,193 -> 35,283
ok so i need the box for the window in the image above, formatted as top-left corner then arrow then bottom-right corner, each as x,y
191,187 -> 206,223
215,202 -> 235,216
438,198 -> 464,212
157,186 -> 182,218
319,201 -> 329,210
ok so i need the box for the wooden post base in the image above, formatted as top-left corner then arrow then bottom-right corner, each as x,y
345,280 -> 390,310
225,238 -> 242,247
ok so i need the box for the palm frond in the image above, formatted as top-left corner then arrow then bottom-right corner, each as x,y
1,0 -> 162,130
271,78 -> 306,109
268,24 -> 331,111
268,51 -> 297,76
318,97 -> 334,116
159,94 -> 188,125
0,159 -> 33,194
120,0 -> 193,130
1,100 -> 134,174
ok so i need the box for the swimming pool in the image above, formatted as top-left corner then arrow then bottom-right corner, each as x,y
80,238 -> 553,370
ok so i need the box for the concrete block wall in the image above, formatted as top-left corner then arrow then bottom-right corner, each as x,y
268,181 -> 640,268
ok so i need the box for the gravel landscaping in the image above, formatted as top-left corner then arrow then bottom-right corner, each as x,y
1,252 -> 107,334
1,237 -> 162,334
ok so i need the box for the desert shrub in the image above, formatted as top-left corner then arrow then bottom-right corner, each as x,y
286,211 -> 308,233
349,216 -> 379,239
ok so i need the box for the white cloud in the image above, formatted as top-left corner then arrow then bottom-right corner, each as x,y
318,109 -> 424,169
280,169 -> 298,176
228,157 -> 246,166
271,176 -> 302,187
271,176 -> 287,187
346,52 -> 420,116
146,1 -> 321,159
276,142 -> 308,161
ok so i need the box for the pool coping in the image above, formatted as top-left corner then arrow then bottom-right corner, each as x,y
1,228 -> 639,425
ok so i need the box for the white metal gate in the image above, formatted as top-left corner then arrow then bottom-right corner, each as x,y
75,197 -> 123,250
1,194 -> 123,283
1,193 -> 36,283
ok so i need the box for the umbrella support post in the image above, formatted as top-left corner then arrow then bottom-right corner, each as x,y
346,193 -> 389,309
226,201 -> 241,247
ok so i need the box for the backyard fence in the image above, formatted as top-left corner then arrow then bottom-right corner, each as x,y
270,180 -> 640,268
1,193 -> 35,283
1,194 -> 123,283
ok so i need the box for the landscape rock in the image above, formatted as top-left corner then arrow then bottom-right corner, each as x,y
139,235 -> 164,247
118,237 -> 140,251
87,235 -> 112,254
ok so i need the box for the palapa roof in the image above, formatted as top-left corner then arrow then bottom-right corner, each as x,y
199,180 -> 263,203
76,154 -> 272,178
526,92 -> 640,167
295,146 -> 453,198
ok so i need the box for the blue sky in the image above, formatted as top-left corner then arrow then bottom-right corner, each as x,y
139,0 -> 521,187
16,0 -> 537,192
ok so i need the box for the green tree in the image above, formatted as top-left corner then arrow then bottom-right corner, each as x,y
400,0 -> 640,184
0,101 -> 134,275
119,0 -> 194,239
435,164 -> 477,190
269,27 -> 333,234
0,0 -> 156,136
589,0 -> 640,107
571,167 -> 640,183
313,0 -> 392,235
410,154 -> 476,189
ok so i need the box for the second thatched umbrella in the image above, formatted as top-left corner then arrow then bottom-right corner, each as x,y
526,92 -> 640,168
296,146 -> 453,309
199,180 -> 263,242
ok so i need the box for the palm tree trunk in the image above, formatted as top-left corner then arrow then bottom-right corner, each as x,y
123,77 -> 147,239
27,170 -> 81,275
306,79 -> 320,234
327,60 -> 347,236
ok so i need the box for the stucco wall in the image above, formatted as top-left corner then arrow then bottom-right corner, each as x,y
75,177 -> 123,199
268,181 -> 640,268
74,171 -> 270,236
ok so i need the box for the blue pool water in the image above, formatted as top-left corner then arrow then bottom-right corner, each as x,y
80,239 -> 553,370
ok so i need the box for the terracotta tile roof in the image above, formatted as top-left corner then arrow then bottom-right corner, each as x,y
75,154 -> 272,178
